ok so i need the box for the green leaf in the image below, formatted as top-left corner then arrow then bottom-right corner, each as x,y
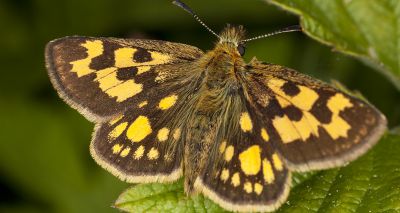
115,179 -> 227,213
115,133 -> 400,212
278,133 -> 400,212
267,0 -> 400,90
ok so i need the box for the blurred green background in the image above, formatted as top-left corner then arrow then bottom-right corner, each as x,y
1,0 -> 399,212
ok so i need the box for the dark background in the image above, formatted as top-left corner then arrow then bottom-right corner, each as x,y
1,0 -> 399,212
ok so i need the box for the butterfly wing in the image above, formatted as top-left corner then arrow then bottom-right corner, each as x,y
46,37 -> 205,182
46,36 -> 203,122
194,96 -> 291,212
92,89 -> 188,182
243,59 -> 387,172
195,58 -> 386,212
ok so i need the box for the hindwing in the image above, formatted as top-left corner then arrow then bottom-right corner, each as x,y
194,96 -> 291,212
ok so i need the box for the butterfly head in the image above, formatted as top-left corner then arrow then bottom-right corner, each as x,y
218,25 -> 247,56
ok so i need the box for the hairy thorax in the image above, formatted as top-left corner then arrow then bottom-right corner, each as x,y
196,43 -> 246,113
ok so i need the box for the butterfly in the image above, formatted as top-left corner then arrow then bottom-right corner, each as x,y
45,0 -> 387,212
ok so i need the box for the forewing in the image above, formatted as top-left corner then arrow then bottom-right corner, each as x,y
195,102 -> 290,212
244,60 -> 387,172
45,36 -> 203,122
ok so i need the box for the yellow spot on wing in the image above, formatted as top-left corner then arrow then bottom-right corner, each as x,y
96,67 -> 117,79
173,128 -> 181,140
155,71 -> 168,82
95,67 -> 143,102
114,48 -> 135,68
126,116 -> 152,143
322,93 -> 353,139
244,181 -> 253,193
327,93 -> 353,114
303,112 -> 320,136
137,66 -> 151,74
106,80 -> 143,102
272,153 -> 284,171
70,40 -> 103,77
275,96 -> 291,108
164,153 -> 173,162
268,79 -> 331,143
324,116 -> 352,139
95,68 -> 144,101
267,79 -> 286,91
120,147 -> 131,157
157,127 -> 170,142
224,145 -> 234,162
268,78 -> 318,111
239,145 -> 261,175
261,128 -> 269,142
254,183 -> 263,195
112,144 -> 123,154
109,122 -> 128,140
114,48 -> 172,68
220,169 -> 230,182
138,101 -> 148,108
262,159 -> 275,184
149,51 -> 172,64
159,95 -> 178,110
133,145 -> 145,159
147,147 -> 159,160
231,172 -> 240,187
273,115 -> 301,143
96,68 -> 118,90
239,112 -> 253,132
109,114 -> 123,125
291,112 -> 320,140
294,85 -> 319,110
219,140 -> 227,153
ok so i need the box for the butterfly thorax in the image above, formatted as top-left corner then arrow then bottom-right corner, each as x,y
194,26 -> 247,112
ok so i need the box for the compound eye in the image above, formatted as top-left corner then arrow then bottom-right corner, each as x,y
237,43 -> 246,56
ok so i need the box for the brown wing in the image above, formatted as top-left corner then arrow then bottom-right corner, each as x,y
45,36 -> 203,122
91,93 -> 183,183
194,94 -> 291,212
90,59 -> 205,183
242,59 -> 387,172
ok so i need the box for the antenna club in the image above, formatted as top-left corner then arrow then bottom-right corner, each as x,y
172,0 -> 194,14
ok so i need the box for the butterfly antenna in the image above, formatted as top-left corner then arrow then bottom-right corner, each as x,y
241,25 -> 302,42
173,0 -> 221,39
